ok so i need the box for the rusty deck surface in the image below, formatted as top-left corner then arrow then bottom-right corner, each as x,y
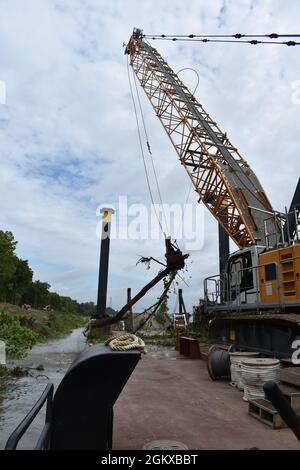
113,346 -> 300,450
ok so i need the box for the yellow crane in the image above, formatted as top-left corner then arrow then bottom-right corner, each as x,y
126,28 -> 300,360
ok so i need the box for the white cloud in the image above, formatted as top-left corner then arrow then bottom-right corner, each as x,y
0,0 -> 299,313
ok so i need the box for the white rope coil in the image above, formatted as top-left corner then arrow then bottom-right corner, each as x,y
241,358 -> 280,401
229,352 -> 259,390
105,333 -> 146,353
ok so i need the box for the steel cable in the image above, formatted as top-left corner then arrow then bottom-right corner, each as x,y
131,67 -> 170,236
146,33 -> 300,39
145,33 -> 300,46
127,56 -> 165,236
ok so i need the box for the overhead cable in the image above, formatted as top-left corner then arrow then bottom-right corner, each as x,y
127,56 -> 166,236
144,33 -> 300,46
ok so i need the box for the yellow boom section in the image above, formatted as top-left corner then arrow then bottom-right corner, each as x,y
126,29 -> 280,249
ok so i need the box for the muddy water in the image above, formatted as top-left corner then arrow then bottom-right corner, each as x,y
0,328 -> 87,449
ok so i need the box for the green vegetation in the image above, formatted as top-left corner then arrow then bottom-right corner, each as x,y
0,365 -> 29,378
155,309 -> 170,326
154,277 -> 170,326
0,306 -> 87,359
0,230 -> 96,315
139,324 -> 209,348
46,311 -> 87,338
0,311 -> 40,358
86,328 -> 110,344
190,301 -> 209,340
139,332 -> 177,347
0,228 -> 91,361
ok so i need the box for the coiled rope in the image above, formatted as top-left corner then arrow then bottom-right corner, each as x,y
241,358 -> 281,401
229,352 -> 259,390
105,333 -> 146,353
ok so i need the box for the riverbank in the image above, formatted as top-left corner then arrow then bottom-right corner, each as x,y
0,327 -> 87,449
0,303 -> 88,362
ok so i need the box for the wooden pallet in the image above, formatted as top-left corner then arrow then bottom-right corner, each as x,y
248,399 -> 286,429
248,384 -> 300,429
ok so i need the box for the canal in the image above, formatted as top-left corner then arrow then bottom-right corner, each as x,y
0,328 -> 87,449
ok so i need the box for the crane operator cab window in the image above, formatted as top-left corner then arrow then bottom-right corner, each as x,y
228,251 -> 254,303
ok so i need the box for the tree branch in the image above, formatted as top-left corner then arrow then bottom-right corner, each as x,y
133,271 -> 176,333
92,267 -> 171,328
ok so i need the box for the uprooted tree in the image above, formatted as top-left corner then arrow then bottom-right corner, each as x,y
91,238 -> 189,329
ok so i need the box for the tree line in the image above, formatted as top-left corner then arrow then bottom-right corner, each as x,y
0,230 -> 96,315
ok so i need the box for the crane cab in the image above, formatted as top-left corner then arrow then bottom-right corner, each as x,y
205,202 -> 300,313
204,246 -> 261,310
258,243 -> 300,306
225,246 -> 261,306
205,243 -> 300,313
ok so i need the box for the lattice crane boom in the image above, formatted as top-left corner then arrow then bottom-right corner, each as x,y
126,28 -> 280,249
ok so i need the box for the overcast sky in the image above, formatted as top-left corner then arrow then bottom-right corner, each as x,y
0,0 -> 299,313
